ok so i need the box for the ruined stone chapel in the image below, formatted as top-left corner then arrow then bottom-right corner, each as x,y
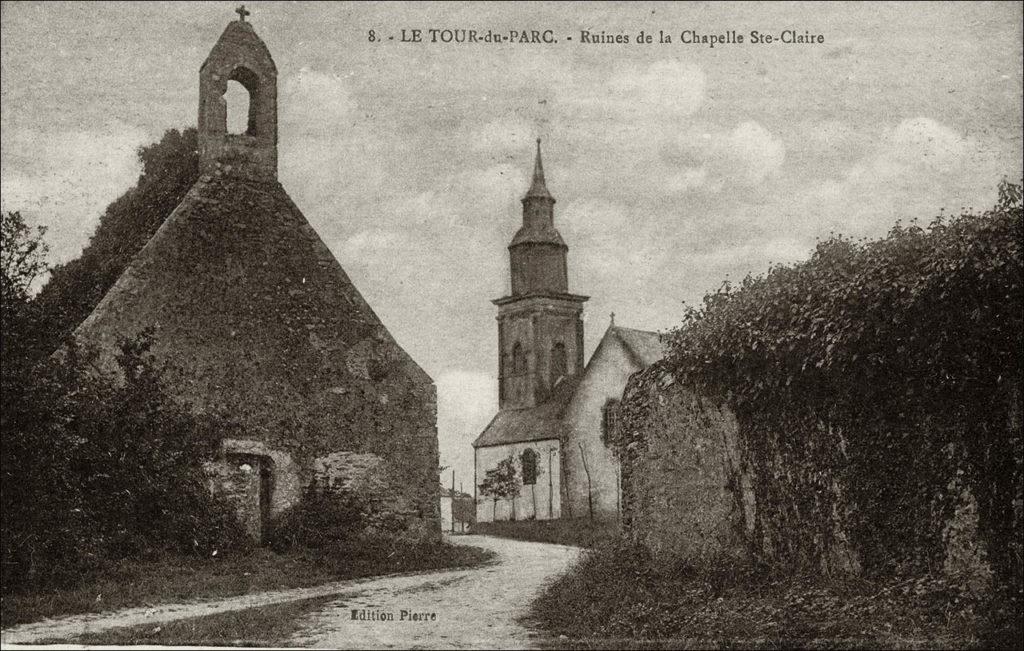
72,12 -> 440,542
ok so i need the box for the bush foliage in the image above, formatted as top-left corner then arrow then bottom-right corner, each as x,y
531,539 -> 1019,648
1,329 -> 248,594
266,482 -> 368,552
651,181 -> 1022,587
1,128 -> 242,597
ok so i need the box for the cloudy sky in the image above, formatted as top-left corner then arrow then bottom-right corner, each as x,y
2,1 -> 1021,487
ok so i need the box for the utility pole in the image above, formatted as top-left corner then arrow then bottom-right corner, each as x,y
450,469 -> 456,533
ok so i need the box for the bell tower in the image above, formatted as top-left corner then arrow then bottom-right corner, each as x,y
494,141 -> 588,410
198,6 -> 278,181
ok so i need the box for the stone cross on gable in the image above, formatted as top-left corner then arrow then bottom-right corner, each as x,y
235,5 -> 250,21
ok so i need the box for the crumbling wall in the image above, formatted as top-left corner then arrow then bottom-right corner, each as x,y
619,363 -> 752,564
620,361 -> 1020,585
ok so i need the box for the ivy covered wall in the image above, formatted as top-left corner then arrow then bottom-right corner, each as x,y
616,182 -> 1022,590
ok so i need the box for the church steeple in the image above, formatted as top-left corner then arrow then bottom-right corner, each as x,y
198,8 -> 278,181
493,142 -> 588,409
525,139 -> 553,200
508,140 -> 567,294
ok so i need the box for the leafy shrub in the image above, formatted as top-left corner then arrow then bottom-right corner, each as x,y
532,537 -> 1020,647
1,331 -> 248,594
265,481 -> 367,553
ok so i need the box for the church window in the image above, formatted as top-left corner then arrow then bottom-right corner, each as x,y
512,342 -> 526,375
551,342 -> 567,384
521,448 -> 538,485
601,398 -> 620,448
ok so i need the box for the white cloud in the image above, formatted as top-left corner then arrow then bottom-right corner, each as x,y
459,164 -> 527,217
767,117 -> 1009,240
669,121 -> 786,193
561,198 -> 666,290
665,167 -> 710,195
719,121 -> 786,185
338,228 -> 417,264
887,117 -> 968,172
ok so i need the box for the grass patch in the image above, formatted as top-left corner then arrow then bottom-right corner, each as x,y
45,594 -> 339,647
2,540 -> 494,629
473,517 -> 619,548
528,539 -> 1022,649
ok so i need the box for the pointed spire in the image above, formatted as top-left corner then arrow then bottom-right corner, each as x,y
525,138 -> 553,200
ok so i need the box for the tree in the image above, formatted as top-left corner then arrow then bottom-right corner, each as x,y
1,211 -> 50,370
32,128 -> 199,355
479,453 -> 520,521
577,442 -> 595,520
0,211 -> 83,590
1,211 -> 48,305
1,130 -> 251,597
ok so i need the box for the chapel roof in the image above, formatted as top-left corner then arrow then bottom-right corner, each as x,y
200,16 -> 277,74
610,326 -> 666,368
471,375 -> 580,448
72,175 -> 431,445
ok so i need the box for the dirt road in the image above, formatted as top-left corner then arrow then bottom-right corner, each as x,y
1,535 -> 580,648
285,535 -> 581,649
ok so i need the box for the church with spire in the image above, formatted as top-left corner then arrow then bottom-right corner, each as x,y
473,142 -> 665,523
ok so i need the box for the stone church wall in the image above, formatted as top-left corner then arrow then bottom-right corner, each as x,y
475,440 -> 561,522
561,334 -> 635,520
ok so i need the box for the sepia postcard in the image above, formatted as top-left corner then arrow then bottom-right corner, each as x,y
1,1 -> 1021,649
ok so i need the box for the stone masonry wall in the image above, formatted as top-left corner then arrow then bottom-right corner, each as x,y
73,176 -> 440,544
619,362 -> 753,564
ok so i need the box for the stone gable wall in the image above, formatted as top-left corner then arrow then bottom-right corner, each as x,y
74,176 -> 440,543
561,333 -> 633,521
